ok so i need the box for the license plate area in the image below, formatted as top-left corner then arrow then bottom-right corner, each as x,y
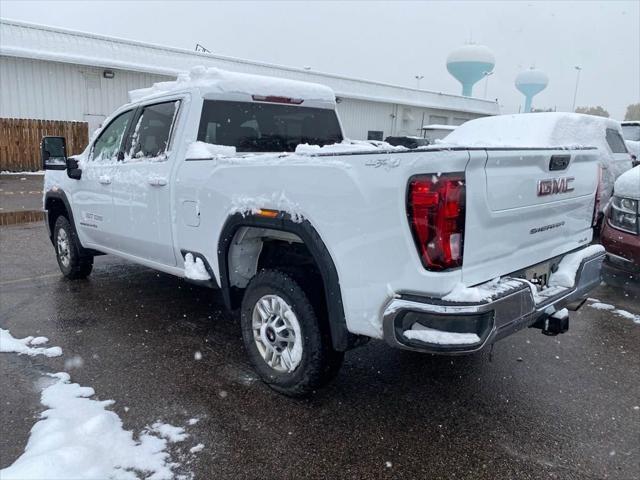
524,261 -> 551,290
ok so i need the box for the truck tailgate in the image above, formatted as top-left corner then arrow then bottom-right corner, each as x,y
462,148 -> 599,286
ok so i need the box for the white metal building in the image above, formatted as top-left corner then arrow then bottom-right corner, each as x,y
0,19 -> 500,140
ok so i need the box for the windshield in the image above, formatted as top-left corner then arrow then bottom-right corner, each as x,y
622,124 -> 640,141
197,100 -> 343,152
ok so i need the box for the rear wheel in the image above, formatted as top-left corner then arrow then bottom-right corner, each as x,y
54,216 -> 93,279
241,269 -> 344,397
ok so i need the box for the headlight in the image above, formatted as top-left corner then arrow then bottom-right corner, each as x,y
608,196 -> 639,234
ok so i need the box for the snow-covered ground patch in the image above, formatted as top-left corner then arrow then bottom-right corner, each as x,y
442,278 -> 524,303
0,170 -> 44,175
587,301 -> 640,324
1,373 -> 182,480
404,324 -> 481,345
0,329 -> 62,357
183,253 -> 211,281
151,422 -> 188,443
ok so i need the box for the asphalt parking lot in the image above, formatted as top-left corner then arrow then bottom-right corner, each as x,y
1,223 -> 639,480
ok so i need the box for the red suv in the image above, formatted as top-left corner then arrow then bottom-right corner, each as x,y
601,166 -> 640,289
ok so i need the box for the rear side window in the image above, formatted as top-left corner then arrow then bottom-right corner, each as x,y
127,101 -> 180,161
197,100 -> 343,152
605,128 -> 628,154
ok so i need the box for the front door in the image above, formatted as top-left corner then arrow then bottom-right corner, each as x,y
109,99 -> 181,266
72,109 -> 135,248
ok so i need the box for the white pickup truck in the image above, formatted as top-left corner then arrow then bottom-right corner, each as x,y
41,67 -> 605,396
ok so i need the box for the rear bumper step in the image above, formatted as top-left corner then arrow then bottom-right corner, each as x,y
382,250 -> 605,354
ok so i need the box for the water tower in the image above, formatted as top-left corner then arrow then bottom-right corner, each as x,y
446,44 -> 495,97
515,68 -> 549,112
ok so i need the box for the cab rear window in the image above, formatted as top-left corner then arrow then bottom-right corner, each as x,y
605,128 -> 628,154
197,100 -> 343,152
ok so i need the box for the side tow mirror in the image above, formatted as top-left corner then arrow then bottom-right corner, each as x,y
41,136 -> 67,170
66,157 -> 82,180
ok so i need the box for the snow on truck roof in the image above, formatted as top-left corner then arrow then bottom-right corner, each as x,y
128,66 -> 336,105
442,112 -> 622,149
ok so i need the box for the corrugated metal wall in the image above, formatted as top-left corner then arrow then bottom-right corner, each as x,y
1,56 -> 481,141
0,56 -> 170,123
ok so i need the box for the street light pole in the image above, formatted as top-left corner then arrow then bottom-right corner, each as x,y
572,66 -> 582,112
483,71 -> 494,99
415,75 -> 424,89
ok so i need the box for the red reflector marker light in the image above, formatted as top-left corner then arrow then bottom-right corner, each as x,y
251,95 -> 304,105
407,173 -> 466,271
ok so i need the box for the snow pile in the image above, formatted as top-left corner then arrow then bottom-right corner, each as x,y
442,278 -> 524,303
613,166 -> 639,200
151,422 -> 188,443
404,324 -> 481,345
129,66 -> 335,104
588,302 -> 640,324
547,244 -> 605,288
230,191 -> 304,223
0,372 -> 181,480
0,329 -> 62,357
185,141 -> 236,159
183,253 -> 211,281
442,112 -> 617,149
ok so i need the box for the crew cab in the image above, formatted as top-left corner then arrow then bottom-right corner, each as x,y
41,67 -> 605,396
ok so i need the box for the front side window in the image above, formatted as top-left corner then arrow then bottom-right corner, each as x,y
127,101 -> 180,161
197,100 -> 343,152
605,128 -> 628,154
91,110 -> 134,162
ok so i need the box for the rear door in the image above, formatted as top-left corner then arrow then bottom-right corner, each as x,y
462,148 -> 600,285
109,99 -> 181,266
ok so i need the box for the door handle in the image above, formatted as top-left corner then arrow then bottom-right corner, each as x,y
148,177 -> 168,187
98,175 -> 111,185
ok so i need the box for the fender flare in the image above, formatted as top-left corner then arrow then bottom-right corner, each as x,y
218,212 -> 355,351
43,189 -> 77,242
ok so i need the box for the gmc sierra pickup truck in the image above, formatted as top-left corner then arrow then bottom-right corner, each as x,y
41,67 -> 605,396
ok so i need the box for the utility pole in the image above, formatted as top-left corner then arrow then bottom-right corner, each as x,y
415,75 -> 424,89
572,66 -> 582,112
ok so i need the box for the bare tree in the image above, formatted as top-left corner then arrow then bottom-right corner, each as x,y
624,103 -> 640,121
575,106 -> 610,117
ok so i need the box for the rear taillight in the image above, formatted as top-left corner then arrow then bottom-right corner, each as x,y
407,173 -> 466,271
592,164 -> 603,228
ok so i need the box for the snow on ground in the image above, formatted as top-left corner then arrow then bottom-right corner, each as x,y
0,171 -> 44,175
183,253 -> 211,281
1,328 -> 201,479
0,329 -> 62,357
587,301 -> 640,324
404,324 -> 481,345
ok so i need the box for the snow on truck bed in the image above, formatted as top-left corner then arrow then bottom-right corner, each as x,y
129,66 -> 336,104
442,112 -> 619,150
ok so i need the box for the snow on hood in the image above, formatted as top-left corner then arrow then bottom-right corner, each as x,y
442,112 -> 620,149
129,66 -> 336,104
613,166 -> 640,200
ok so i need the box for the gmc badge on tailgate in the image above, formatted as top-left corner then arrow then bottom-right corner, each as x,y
537,177 -> 575,196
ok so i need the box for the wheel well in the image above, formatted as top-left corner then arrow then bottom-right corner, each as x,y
45,197 -> 68,241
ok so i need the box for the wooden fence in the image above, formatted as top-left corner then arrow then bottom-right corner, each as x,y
0,118 -> 88,172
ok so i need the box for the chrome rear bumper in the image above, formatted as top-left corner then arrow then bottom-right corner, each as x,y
382,251 -> 605,354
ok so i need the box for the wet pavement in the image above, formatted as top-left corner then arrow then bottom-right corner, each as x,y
1,223 -> 639,479
0,173 -> 44,212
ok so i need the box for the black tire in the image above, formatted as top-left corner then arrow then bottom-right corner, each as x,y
241,269 -> 344,397
53,216 -> 93,279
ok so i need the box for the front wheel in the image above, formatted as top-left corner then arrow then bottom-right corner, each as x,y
240,269 -> 344,397
53,216 -> 93,279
